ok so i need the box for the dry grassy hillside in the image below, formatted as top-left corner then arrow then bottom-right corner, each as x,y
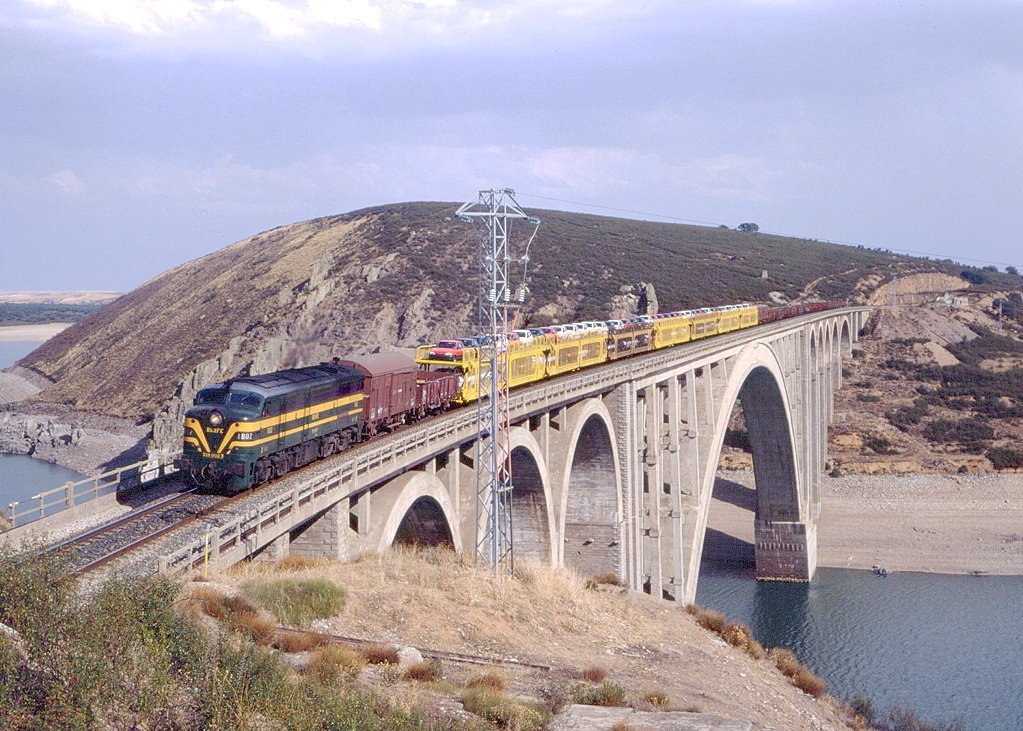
11,202 -> 1023,453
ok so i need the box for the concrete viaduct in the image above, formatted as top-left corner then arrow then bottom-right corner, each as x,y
162,308 -> 867,604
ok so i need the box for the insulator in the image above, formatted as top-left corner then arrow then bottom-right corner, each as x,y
489,287 -> 497,302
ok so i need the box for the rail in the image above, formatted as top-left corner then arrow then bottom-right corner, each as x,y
160,307 -> 867,576
5,450 -> 182,527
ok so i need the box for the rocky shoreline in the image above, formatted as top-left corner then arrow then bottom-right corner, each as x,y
0,408 -> 147,475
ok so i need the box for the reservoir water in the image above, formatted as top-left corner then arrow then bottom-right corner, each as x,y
696,559 -> 1023,731
0,340 -> 86,511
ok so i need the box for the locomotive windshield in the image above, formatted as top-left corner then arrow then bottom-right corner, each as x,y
226,391 -> 263,411
195,388 -> 226,405
194,388 -> 262,412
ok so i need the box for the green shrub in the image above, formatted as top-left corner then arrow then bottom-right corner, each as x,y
573,679 -> 627,706
865,436 -> 895,455
243,577 -> 346,625
306,644 -> 366,685
462,686 -> 552,729
986,447 -> 1023,470
922,418 -> 994,452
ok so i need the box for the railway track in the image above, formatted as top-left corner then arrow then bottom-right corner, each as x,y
273,627 -> 553,671
49,487 -> 230,573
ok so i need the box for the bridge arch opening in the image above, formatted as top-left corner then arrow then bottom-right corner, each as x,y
563,412 -> 620,577
702,363 -> 801,571
840,319 -> 852,356
393,496 -> 454,548
510,445 -> 552,563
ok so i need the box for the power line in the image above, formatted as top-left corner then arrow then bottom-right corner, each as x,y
516,192 -> 1020,272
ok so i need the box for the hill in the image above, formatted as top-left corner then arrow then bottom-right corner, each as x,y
5,201 -> 1022,458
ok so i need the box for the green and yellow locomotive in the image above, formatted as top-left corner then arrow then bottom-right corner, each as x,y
178,362 -> 365,493
179,353 -> 461,494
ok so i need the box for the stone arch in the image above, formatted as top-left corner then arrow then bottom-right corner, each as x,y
508,427 -> 555,564
376,471 -> 460,552
840,318 -> 853,356
691,342 -> 804,584
557,399 -> 622,577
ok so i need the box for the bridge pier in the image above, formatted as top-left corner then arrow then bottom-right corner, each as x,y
290,499 -> 353,561
754,520 -> 817,581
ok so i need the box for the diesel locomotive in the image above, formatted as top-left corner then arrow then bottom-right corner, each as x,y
181,300 -> 841,493
178,353 -> 458,493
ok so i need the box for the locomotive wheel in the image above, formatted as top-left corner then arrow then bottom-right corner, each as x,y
254,458 -> 272,485
272,454 -> 290,479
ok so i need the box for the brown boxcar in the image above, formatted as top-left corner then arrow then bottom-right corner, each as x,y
336,353 -> 418,435
416,370 -> 460,415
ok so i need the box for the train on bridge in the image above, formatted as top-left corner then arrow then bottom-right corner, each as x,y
178,301 -> 841,493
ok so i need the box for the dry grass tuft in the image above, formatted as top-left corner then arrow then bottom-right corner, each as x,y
769,647 -> 827,698
791,667 -> 827,698
464,671 -> 507,692
305,644 -> 366,685
272,630 -> 325,653
610,723 -> 637,731
402,659 -> 443,682
276,555 -> 323,572
361,644 -> 400,665
584,572 -> 623,589
770,647 -> 802,677
687,604 -> 765,659
187,587 -> 275,643
581,665 -> 608,683
721,622 -> 766,659
686,604 -> 727,634
643,689 -> 670,709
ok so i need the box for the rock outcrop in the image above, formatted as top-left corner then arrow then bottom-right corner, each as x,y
0,411 -> 141,474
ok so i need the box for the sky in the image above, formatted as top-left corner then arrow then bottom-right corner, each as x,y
1,0 -> 1022,292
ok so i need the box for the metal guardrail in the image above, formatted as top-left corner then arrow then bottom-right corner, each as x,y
160,308 -> 867,576
5,450 -> 182,527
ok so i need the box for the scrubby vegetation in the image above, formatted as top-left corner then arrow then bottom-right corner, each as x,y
242,576 -> 347,625
0,546 -> 476,730
0,302 -> 100,325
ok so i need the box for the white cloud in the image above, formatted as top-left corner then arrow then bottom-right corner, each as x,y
14,0 -> 649,50
24,0 -> 205,34
47,168 -> 86,195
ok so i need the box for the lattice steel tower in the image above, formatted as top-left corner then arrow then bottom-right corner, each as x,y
456,189 -> 540,572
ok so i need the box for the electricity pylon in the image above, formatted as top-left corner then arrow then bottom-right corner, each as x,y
456,189 -> 540,573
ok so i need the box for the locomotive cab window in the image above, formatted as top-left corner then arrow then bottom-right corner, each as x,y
226,391 -> 263,412
196,388 -> 226,405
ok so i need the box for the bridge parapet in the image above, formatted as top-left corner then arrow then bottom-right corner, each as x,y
1,450 -> 181,546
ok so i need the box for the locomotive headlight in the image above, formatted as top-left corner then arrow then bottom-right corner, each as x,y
209,410 -> 223,427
